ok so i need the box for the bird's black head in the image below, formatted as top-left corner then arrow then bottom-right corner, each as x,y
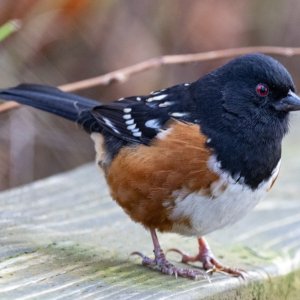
193,53 -> 300,139
192,53 -> 300,188
218,53 -> 298,116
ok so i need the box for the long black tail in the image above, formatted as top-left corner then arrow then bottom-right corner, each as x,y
0,84 -> 100,122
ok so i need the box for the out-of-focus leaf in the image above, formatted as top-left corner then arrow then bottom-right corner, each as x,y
0,19 -> 21,42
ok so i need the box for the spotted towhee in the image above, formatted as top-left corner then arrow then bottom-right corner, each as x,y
1,54 -> 300,279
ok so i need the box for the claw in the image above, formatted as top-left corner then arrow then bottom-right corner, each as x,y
166,237 -> 247,279
166,248 -> 185,256
205,266 -> 217,275
130,251 -> 145,258
167,248 -> 196,264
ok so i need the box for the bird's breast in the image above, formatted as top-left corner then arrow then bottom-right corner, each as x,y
169,157 -> 281,236
91,120 -> 280,237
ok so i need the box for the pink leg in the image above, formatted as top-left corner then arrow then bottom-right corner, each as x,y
168,237 -> 245,277
131,229 -> 209,280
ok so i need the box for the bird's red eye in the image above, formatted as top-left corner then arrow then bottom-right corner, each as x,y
256,83 -> 269,97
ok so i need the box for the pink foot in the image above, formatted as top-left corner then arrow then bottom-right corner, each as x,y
131,230 -> 209,280
167,237 -> 245,278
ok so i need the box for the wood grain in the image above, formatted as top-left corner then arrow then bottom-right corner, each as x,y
1,125 -> 300,299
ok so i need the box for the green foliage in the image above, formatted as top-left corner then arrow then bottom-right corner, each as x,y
0,19 -> 21,43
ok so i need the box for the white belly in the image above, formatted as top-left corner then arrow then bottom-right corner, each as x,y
169,156 -> 281,236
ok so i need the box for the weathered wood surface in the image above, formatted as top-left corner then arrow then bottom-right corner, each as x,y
1,115 -> 300,299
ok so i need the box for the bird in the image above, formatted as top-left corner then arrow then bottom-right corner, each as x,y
1,53 -> 300,280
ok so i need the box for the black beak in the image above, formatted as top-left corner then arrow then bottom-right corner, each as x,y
273,90 -> 300,112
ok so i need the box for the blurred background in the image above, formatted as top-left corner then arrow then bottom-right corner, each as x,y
0,0 -> 300,190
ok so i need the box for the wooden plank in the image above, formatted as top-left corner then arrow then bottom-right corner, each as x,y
1,116 -> 300,299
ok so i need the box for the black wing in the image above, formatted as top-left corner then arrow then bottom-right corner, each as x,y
90,82 -> 194,145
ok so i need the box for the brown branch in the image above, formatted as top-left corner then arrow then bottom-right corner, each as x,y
2,46 -> 300,114
59,46 -> 300,92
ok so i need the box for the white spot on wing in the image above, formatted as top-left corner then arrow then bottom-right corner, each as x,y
127,123 -> 136,130
151,91 -> 160,95
123,108 -> 132,113
102,117 -> 120,134
123,114 -> 132,120
125,119 -> 134,125
146,94 -> 167,102
133,131 -> 142,137
136,97 -> 141,101
158,101 -> 174,108
145,119 -> 161,129
170,112 -> 190,117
